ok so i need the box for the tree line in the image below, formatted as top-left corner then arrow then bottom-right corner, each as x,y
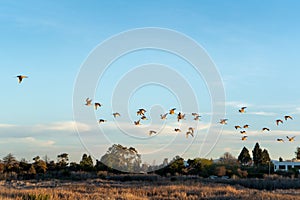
0,143 -> 299,180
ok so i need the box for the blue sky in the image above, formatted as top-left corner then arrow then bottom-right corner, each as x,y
0,1 -> 300,165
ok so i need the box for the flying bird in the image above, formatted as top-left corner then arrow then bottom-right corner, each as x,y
94,102 -> 102,110
186,131 -> 194,138
240,130 -> 246,134
177,112 -> 185,122
149,130 -> 157,136
169,108 -> 176,115
137,109 -> 146,116
112,112 -> 121,118
141,116 -> 148,120
286,136 -> 295,142
98,119 -> 107,123
276,119 -> 283,126
239,107 -> 247,113
235,125 -> 242,130
174,128 -> 181,132
188,127 -> 195,134
243,124 -> 249,129
219,119 -> 228,125
284,115 -> 293,121
193,115 -> 201,121
262,127 -> 270,132
134,119 -> 141,125
192,113 -> 200,117
241,136 -> 248,141
160,113 -> 168,120
16,75 -> 28,83
85,98 -> 92,106
277,138 -> 284,142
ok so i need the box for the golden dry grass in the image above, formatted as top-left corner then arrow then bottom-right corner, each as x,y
0,179 -> 299,200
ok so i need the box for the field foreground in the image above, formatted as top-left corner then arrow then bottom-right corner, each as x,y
0,178 -> 299,200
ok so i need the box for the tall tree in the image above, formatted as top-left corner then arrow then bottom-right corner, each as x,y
100,144 -> 141,172
57,153 -> 69,169
238,147 -> 252,165
295,147 -> 300,160
3,153 -> 19,173
80,154 -> 94,171
252,142 -> 262,166
261,149 -> 271,165
168,156 -> 185,175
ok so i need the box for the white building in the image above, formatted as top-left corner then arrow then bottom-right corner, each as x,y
273,160 -> 300,172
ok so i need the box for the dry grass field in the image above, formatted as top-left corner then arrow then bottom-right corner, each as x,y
0,178 -> 299,200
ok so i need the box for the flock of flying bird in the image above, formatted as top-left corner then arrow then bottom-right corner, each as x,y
218,106 -> 296,142
84,97 -> 200,138
84,97 -> 296,143
16,74 -> 296,142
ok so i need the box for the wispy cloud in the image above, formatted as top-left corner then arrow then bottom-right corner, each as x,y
21,137 -> 55,147
0,137 -> 55,147
34,121 -> 91,132
0,124 -> 17,128
224,101 -> 251,108
247,111 -> 277,116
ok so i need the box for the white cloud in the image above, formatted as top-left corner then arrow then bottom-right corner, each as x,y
34,121 -> 91,132
247,111 -> 277,116
0,137 -> 55,147
224,101 -> 251,108
0,124 -> 17,128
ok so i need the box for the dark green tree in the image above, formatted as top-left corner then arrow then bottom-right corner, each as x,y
261,149 -> 271,165
252,142 -> 262,166
238,147 -> 252,165
69,162 -> 81,171
3,153 -> 19,174
57,153 -> 69,169
95,160 -> 110,171
295,147 -> 300,160
187,158 -> 212,176
19,159 -> 31,175
34,160 -> 47,174
80,154 -> 94,171
168,156 -> 185,175
47,160 -> 56,171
